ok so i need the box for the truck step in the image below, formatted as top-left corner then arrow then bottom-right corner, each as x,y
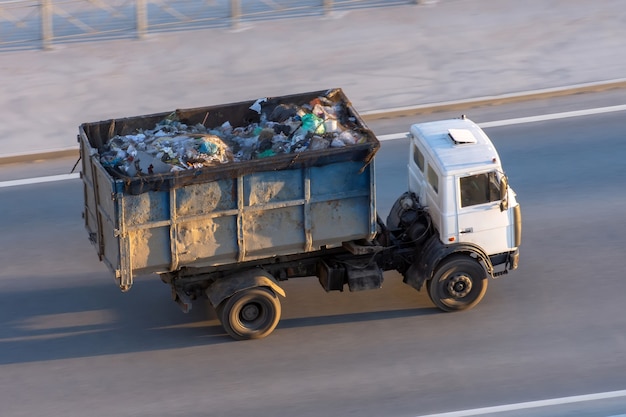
343,240 -> 383,255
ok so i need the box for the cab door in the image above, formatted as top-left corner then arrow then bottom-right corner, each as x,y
456,171 -> 511,255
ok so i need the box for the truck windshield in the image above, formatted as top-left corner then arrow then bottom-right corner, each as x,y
460,172 -> 500,207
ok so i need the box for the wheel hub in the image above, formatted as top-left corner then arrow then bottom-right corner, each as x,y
447,274 -> 472,298
241,303 -> 261,322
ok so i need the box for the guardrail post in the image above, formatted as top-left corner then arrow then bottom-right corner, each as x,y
323,0 -> 333,15
230,0 -> 240,29
40,0 -> 53,50
136,0 -> 147,39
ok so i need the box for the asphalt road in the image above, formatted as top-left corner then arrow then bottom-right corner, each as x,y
1,93 -> 626,417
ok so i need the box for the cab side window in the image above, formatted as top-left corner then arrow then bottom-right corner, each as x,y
413,144 -> 424,172
427,165 -> 439,194
460,172 -> 500,207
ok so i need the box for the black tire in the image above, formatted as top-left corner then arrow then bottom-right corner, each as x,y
218,287 -> 281,340
428,255 -> 488,312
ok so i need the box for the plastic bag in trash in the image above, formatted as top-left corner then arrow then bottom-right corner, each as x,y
300,113 -> 326,135
249,98 -> 267,114
309,136 -> 330,151
269,104 -> 299,123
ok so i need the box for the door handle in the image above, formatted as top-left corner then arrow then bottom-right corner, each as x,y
460,227 -> 473,234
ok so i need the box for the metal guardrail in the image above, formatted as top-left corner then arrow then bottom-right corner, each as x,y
0,0 -> 417,51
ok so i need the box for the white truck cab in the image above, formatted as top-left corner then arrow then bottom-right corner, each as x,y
407,116 -> 521,266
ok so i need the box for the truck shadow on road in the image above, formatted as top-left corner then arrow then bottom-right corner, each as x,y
278,307 -> 438,330
0,273 -> 437,364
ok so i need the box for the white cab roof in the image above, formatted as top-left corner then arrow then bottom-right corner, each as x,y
410,117 -> 501,176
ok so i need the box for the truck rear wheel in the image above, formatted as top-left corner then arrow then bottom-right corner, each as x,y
428,255 -> 488,312
217,287 -> 281,340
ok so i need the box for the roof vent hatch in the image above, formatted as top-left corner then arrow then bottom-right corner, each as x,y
448,128 -> 477,144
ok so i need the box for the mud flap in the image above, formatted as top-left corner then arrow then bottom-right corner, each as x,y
205,269 -> 285,308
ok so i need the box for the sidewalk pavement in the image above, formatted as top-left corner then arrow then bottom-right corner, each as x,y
1,0 -> 625,162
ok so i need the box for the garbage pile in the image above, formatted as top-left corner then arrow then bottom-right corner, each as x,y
99,95 -> 368,177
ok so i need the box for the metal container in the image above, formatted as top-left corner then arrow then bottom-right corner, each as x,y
79,88 -> 379,290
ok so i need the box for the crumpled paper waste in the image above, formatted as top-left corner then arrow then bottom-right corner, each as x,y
99,95 -> 367,177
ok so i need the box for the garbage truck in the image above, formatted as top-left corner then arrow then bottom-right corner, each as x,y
79,88 -> 521,340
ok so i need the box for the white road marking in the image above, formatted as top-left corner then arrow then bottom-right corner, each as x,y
378,103 -> 626,141
413,389 -> 626,417
478,104 -> 626,128
378,132 -> 408,141
0,173 -> 80,188
2,104 -> 626,189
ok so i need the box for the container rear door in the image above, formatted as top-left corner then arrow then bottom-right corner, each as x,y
80,132 -> 126,287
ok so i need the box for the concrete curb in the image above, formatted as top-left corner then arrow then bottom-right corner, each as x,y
2,78 -> 625,165
359,78 -> 626,120
1,147 -> 81,165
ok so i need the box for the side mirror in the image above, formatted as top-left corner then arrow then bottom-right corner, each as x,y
500,176 -> 509,212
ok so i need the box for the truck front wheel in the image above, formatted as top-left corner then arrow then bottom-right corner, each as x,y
428,255 -> 488,312
217,287 -> 281,340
